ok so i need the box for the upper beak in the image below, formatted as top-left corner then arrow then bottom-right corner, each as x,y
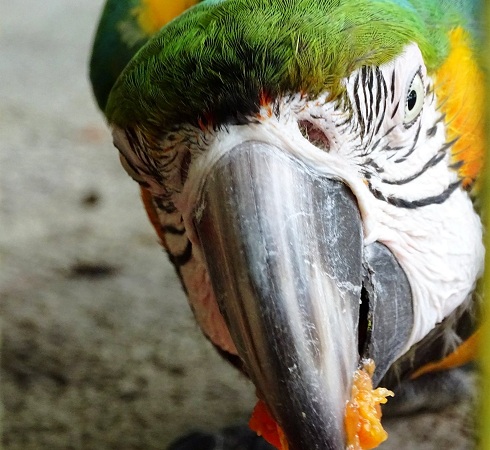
194,141 -> 413,449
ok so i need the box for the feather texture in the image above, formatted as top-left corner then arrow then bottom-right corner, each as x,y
106,0 -> 480,138
90,0 -> 201,110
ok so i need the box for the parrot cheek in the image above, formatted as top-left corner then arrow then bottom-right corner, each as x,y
192,140 -> 413,449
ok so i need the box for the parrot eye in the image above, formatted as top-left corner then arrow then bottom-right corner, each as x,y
403,71 -> 424,126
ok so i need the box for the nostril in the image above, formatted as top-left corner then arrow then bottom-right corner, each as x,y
298,120 -> 330,152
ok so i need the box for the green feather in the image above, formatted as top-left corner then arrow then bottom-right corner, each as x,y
90,0 -> 149,111
105,0 -> 478,137
480,0 -> 490,445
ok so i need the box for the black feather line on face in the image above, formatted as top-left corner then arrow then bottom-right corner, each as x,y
381,151 -> 446,186
168,239 -> 193,267
367,181 -> 460,209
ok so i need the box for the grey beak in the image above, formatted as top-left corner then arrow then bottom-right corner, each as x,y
194,141 -> 413,449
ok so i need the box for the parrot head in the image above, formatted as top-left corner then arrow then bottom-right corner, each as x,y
101,0 -> 484,448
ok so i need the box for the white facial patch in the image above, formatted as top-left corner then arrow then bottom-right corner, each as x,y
113,43 -> 484,360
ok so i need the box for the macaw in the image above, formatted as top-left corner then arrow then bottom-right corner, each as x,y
90,0 -> 485,448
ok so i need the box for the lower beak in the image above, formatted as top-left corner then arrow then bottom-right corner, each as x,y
194,141 -> 413,449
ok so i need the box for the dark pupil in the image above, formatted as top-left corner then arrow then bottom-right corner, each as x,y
407,90 -> 417,111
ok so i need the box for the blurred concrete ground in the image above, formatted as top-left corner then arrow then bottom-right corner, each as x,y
0,1 -> 476,449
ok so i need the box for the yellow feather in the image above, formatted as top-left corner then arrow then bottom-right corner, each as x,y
434,27 -> 485,191
133,0 -> 198,36
410,330 -> 480,380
